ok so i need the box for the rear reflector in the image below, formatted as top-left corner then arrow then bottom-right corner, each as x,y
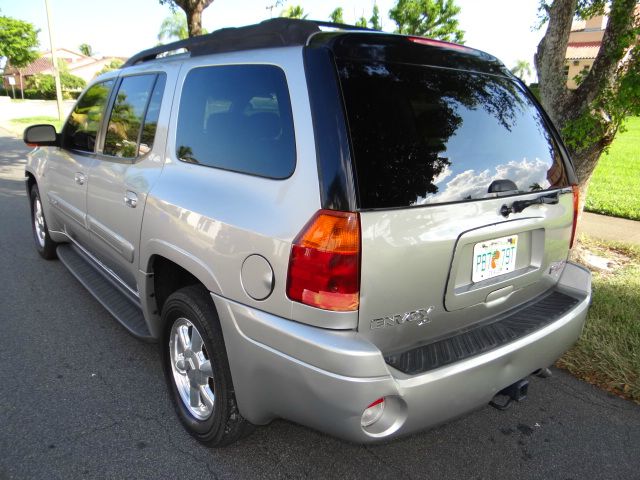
361,398 -> 385,427
570,185 -> 580,248
286,210 -> 360,311
408,36 -> 472,52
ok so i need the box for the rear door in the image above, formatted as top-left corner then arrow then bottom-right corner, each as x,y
336,57 -> 575,355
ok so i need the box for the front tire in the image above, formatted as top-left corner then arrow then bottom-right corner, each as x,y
30,184 -> 57,260
160,285 -> 253,446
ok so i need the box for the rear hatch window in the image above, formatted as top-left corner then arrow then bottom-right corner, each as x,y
336,60 -> 569,209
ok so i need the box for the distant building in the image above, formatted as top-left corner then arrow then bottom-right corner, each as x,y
565,15 -> 606,89
565,6 -> 639,89
2,48 -> 126,91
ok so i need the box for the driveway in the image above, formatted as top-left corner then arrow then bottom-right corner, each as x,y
1,130 -> 639,479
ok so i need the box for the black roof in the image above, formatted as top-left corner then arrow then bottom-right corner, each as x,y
123,17 -> 507,77
123,18 -> 374,68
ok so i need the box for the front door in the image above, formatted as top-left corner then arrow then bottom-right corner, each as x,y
86,73 -> 167,292
46,80 -> 114,246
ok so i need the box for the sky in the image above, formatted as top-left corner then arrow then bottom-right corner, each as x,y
0,0 -> 544,81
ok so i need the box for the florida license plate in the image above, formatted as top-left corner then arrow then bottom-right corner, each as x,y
472,235 -> 518,282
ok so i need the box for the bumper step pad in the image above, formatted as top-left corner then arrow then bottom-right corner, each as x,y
57,243 -> 153,340
385,291 -> 579,375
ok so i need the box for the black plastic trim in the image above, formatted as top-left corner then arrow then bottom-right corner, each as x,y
510,75 -> 579,185
124,18 -> 321,67
309,32 -> 509,75
385,290 -> 580,375
57,243 -> 153,341
303,46 -> 358,211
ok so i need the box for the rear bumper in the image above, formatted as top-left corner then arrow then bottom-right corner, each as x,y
212,261 -> 591,443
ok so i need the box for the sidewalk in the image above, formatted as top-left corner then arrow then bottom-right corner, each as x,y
0,99 -> 74,137
580,212 -> 640,245
0,99 -> 74,122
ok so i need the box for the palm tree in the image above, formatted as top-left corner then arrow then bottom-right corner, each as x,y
511,60 -> 532,81
78,43 -> 94,57
281,5 -> 308,19
158,12 -> 189,42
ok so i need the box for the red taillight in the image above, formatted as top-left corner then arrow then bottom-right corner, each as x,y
408,36 -> 471,52
570,184 -> 580,248
286,210 -> 360,311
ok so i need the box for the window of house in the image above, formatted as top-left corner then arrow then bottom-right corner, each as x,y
63,80 -> 114,152
175,65 -> 296,179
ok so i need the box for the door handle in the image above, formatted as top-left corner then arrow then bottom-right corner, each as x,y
74,172 -> 86,185
124,191 -> 138,208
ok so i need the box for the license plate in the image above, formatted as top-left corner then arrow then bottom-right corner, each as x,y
472,235 -> 518,282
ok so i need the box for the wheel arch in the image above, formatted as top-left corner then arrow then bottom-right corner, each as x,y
25,170 -> 36,195
141,241 -> 223,338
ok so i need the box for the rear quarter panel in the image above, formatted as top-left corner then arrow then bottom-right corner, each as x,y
139,47 -> 358,328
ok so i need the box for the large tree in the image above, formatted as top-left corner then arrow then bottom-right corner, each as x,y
389,0 -> 465,42
158,0 -> 214,37
535,0 -> 639,203
0,15 -> 39,69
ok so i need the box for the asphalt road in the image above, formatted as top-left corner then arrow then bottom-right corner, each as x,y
1,130 -> 639,480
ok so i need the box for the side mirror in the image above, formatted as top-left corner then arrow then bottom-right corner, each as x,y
23,124 -> 59,147
488,179 -> 519,194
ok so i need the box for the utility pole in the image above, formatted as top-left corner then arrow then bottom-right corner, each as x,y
44,0 -> 64,121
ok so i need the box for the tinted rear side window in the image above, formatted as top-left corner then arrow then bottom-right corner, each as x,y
176,65 -> 296,179
336,60 -> 569,209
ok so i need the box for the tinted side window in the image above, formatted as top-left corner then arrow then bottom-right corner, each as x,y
63,80 -> 114,152
337,60 -> 570,209
139,75 -> 166,155
103,74 -> 162,158
176,65 -> 296,179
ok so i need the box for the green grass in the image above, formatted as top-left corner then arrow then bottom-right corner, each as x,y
9,116 -> 63,132
585,117 -> 640,220
559,236 -> 640,403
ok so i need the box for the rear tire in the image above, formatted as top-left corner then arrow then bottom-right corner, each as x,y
160,285 -> 254,446
30,185 -> 57,260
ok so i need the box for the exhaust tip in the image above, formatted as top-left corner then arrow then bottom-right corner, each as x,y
490,379 -> 529,410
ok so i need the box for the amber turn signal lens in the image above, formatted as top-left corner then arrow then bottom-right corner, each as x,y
286,210 -> 360,311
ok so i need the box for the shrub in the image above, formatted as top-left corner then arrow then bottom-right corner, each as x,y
25,72 -> 86,99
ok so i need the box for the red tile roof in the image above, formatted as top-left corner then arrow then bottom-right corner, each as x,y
566,41 -> 601,60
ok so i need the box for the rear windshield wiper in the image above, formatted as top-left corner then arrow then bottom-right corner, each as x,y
500,191 -> 560,217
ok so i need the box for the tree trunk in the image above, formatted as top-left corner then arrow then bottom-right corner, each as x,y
534,0 -> 638,205
174,0 -> 214,38
186,7 -> 203,37
534,0 -> 577,127
573,144 -> 603,218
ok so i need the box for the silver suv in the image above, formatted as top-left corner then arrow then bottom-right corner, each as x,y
24,18 -> 592,446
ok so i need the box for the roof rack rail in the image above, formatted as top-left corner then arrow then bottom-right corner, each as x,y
311,20 -> 380,33
123,18 -> 378,68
